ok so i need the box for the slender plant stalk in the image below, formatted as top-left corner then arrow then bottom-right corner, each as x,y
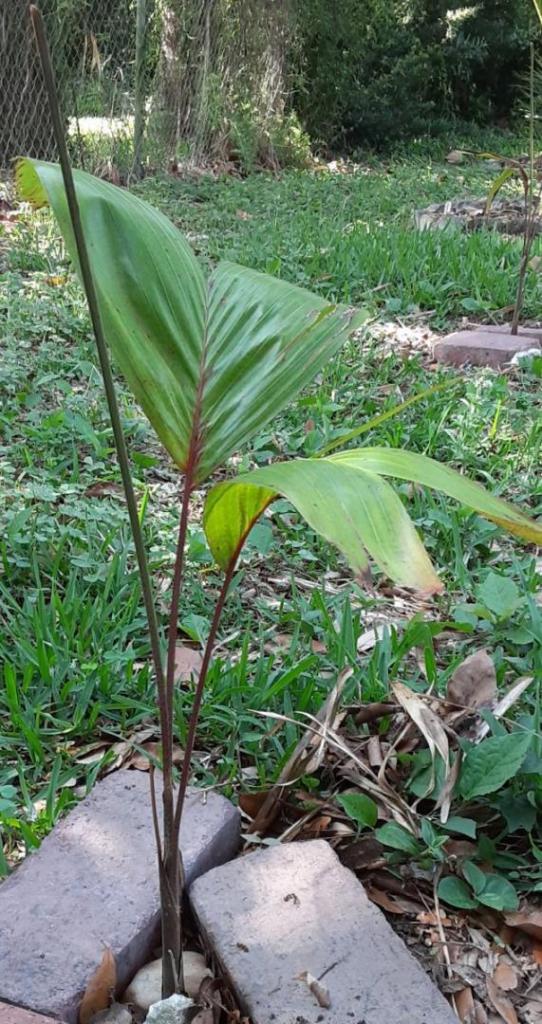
30,7 -> 267,1002
131,0 -> 147,181
29,4 -> 182,1000
512,42 -> 537,335
174,556 -> 239,833
159,471 -> 195,997
28,6 -> 165,711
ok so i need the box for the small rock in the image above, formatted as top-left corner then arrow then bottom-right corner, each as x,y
124,959 -> 161,1011
145,994 -> 195,1024
124,952 -> 212,1010
90,1004 -> 133,1024
511,347 -> 542,366
182,951 -> 213,999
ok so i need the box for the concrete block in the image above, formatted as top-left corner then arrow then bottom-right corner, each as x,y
0,771 -> 240,1024
190,839 -> 456,1024
434,329 -> 541,368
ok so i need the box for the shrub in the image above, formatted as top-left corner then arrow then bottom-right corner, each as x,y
292,0 -> 541,151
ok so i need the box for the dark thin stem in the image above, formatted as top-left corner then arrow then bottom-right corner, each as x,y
131,0 -> 147,181
29,6 -> 166,708
158,472 -> 194,997
30,5 -> 189,1001
173,557 -> 238,836
512,40 -> 536,336
165,473 -> 194,749
149,765 -> 163,861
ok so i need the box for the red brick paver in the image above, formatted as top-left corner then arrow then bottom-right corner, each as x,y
434,329 -> 541,367
0,1003 -> 62,1024
0,771 -> 239,1024
190,839 -> 457,1024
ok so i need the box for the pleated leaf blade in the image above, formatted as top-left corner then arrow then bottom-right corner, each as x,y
17,159 -> 360,483
203,459 -> 443,593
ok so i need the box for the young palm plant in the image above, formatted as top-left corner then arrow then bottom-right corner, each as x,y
18,153 -> 542,1001
17,10 -> 542,993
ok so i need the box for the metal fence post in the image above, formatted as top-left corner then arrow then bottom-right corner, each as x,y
131,0 -> 147,180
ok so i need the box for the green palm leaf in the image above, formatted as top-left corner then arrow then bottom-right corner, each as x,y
330,448 -> 542,545
17,159 -> 360,484
204,459 -> 443,594
204,449 -> 542,592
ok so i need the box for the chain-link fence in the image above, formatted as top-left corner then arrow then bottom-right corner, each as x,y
1,0 -> 302,183
2,0 -> 161,181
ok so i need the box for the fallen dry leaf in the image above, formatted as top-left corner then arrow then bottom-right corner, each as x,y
129,741 -> 183,771
304,814 -> 332,836
339,835 -> 386,873
79,947 -> 116,1024
174,644 -> 203,683
296,971 -> 331,1009
235,208 -> 252,220
492,959 -> 519,992
357,622 -> 392,653
447,649 -> 496,711
473,1001 -> 489,1024
366,886 -> 422,915
391,681 -> 449,795
84,481 -> 124,499
475,676 -> 534,742
455,986 -> 475,1023
367,734 -> 383,767
486,978 -> 519,1024
238,791 -> 270,818
45,274 -> 69,287
505,907 -> 542,941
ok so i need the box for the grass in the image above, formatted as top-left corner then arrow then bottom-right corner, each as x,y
134,128 -> 542,327
0,130 -> 541,881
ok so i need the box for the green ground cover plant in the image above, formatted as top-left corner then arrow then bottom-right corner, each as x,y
1,132 -> 541,994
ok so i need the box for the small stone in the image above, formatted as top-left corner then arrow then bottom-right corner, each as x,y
434,329 -> 541,368
144,995 -> 195,1024
181,953 -> 212,1000
124,952 -> 211,1010
124,960 -> 161,1012
190,839 -> 456,1024
89,1004 -> 132,1024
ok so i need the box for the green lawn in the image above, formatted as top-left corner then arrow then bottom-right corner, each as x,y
1,135 -> 541,893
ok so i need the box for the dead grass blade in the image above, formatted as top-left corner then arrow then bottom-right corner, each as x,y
255,705 -> 417,832
486,977 -> 519,1024
391,681 -> 450,805
474,677 -> 534,741
247,668 -> 352,834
